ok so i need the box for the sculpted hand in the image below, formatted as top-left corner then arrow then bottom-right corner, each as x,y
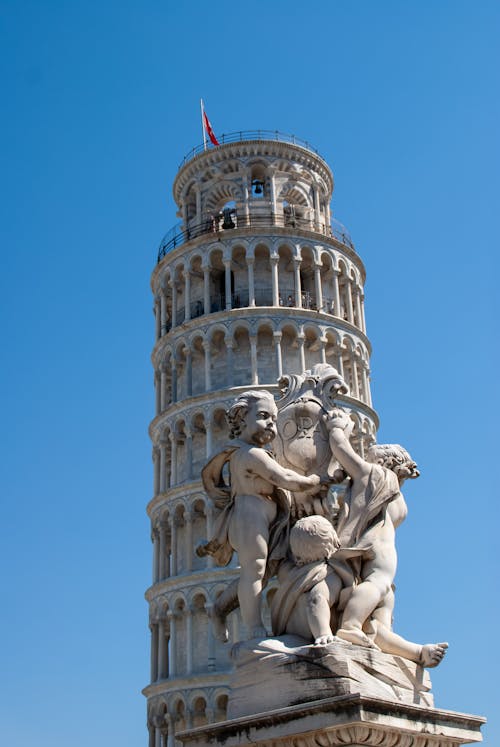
324,408 -> 353,436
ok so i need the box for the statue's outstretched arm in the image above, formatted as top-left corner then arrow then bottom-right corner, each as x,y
249,447 -> 320,493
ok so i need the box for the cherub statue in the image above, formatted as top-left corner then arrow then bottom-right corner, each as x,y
272,513 -> 447,667
322,407 -> 447,665
197,390 -> 323,640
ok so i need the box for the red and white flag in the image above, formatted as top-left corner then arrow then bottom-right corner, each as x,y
201,100 -> 219,147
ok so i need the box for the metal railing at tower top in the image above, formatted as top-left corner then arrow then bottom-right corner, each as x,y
178,130 -> 322,168
156,212 -> 354,263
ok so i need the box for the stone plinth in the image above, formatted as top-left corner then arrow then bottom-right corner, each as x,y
227,636 -> 434,719
177,694 -> 485,746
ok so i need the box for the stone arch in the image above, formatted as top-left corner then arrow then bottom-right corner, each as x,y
214,691 -> 229,723
190,693 -> 209,728
204,180 -> 243,215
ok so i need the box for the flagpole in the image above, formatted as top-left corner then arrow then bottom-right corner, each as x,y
200,98 -> 207,151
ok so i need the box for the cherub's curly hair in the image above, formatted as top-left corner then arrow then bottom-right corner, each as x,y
226,390 -> 275,439
366,444 -> 413,471
290,515 -> 340,566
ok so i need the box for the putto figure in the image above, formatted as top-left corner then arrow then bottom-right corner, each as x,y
198,390 -> 323,640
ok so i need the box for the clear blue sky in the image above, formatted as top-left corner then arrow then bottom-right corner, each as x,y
1,1 -> 498,745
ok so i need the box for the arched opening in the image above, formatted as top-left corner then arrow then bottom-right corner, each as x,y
281,324 -> 300,374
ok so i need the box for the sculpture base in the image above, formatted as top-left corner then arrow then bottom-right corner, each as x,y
228,635 -> 434,719
177,694 -> 485,746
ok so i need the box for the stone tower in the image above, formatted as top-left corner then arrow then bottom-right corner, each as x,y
144,132 -> 378,746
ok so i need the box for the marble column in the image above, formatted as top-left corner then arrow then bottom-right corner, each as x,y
160,365 -> 167,411
169,433 -> 177,487
159,441 -> 167,493
167,611 -> 177,677
155,371 -> 161,415
332,270 -> 341,316
273,331 -> 283,379
160,291 -> 167,336
360,292 -> 367,334
268,169 -> 277,217
297,334 -> 306,372
293,259 -> 302,307
270,255 -> 279,306
205,417 -> 212,458
336,347 -> 344,377
206,603 -> 216,672
319,337 -> 327,365
150,622 -> 158,681
155,298 -> 161,341
170,515 -> 178,576
250,335 -> 258,385
186,605 -> 193,675
247,258 -> 255,306
152,528 -> 160,583
224,259 -> 232,310
170,356 -> 177,403
158,618 -> 167,679
184,271 -> 191,322
185,508 -> 193,571
203,266 -> 210,314
312,184 -> 321,230
242,172 -> 250,222
169,280 -> 177,328
351,352 -> 360,398
355,287 -> 363,330
184,347 -> 192,397
314,261 -> 323,311
159,520 -> 168,580
153,448 -> 160,496
226,340 -> 234,387
202,340 -> 211,391
345,278 -> 354,324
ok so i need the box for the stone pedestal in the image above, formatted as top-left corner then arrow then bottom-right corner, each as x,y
227,636 -> 434,719
176,636 -> 485,746
177,694 -> 485,746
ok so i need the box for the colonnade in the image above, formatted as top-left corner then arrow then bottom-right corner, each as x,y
154,324 -> 372,416
153,241 -> 366,339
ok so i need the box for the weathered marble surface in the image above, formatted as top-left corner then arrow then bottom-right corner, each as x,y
177,694 -> 485,747
227,635 -> 433,720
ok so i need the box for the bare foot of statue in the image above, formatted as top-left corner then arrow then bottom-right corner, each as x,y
314,634 -> 335,646
336,626 -> 380,649
208,606 -> 229,643
419,642 -> 449,667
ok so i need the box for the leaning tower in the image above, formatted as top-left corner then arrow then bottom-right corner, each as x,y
144,132 -> 378,747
